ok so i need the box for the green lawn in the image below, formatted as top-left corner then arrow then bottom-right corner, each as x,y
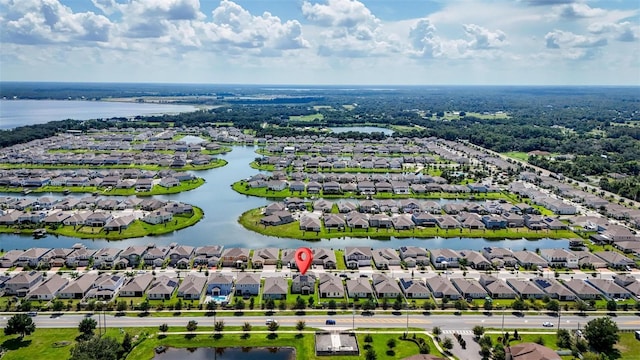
239,207 -> 578,240
502,152 -> 530,161
617,332 -> 640,359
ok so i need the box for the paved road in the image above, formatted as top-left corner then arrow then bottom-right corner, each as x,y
2,313 -> 638,332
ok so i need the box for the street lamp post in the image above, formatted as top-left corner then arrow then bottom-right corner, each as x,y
352,302 -> 355,330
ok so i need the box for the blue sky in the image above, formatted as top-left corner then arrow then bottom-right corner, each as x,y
1,0 -> 639,85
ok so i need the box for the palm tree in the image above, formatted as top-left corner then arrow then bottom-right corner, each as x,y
432,326 -> 442,340
242,322 -> 252,333
295,320 -> 306,335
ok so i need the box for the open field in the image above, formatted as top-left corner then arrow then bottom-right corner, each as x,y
289,113 -> 325,122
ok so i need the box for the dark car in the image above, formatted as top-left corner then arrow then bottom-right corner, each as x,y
325,319 -> 336,325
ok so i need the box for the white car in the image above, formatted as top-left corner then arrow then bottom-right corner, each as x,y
265,319 -> 278,325
542,322 -> 554,327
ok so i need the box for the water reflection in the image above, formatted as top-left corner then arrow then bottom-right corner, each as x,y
153,347 -> 295,360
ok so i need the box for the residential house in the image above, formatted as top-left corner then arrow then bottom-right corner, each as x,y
512,251 -> 547,269
399,246 -> 429,267
481,247 -> 517,268
430,249 -> 460,269
58,273 -> 99,299
119,273 -> 154,297
319,274 -> 345,298
505,343 -> 561,360
594,251 -> 635,269
479,275 -> 517,299
15,248 -> 51,268
262,277 -> 288,300
613,275 -> 640,297
587,279 -> 631,300
399,278 -> 431,299
373,274 -> 402,299
65,246 -> 96,268
425,276 -> 460,300
292,273 -> 316,295
507,279 -> 546,299
0,250 -> 24,268
235,273 -> 260,296
168,245 -> 194,267
207,273 -> 234,296
177,273 -> 207,300
563,279 -> 601,300
93,248 -> 122,269
532,278 -> 576,301
539,249 -> 579,269
4,271 -> 43,296
143,245 -> 169,267
86,273 -> 125,300
252,248 -> 279,268
459,250 -> 491,270
193,245 -> 224,267
451,278 -> 488,299
146,276 -> 179,300
27,274 -> 68,300
346,278 -> 374,299
344,247 -> 372,269
372,248 -> 401,269
119,246 -> 147,268
221,248 -> 249,268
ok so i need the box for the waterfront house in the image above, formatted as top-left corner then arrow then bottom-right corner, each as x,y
345,247 -> 372,269
430,249 -> 460,269
221,248 -> 249,268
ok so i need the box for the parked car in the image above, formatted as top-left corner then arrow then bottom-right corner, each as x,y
542,322 -> 554,327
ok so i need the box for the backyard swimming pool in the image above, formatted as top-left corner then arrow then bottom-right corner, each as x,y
206,295 -> 229,304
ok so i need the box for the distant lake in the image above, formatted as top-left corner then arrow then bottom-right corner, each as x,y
0,100 -> 198,129
329,126 -> 394,135
153,347 -> 295,360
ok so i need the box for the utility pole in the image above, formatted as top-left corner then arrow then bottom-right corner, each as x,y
557,305 -> 561,329
352,302 -> 355,330
501,306 -> 505,337
406,301 -> 409,335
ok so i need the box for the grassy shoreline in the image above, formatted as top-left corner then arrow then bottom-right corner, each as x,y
0,206 -> 204,240
0,178 -> 205,196
0,159 -> 228,172
238,208 -> 578,240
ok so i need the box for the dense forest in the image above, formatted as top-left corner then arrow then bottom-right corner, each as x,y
1,84 -> 638,198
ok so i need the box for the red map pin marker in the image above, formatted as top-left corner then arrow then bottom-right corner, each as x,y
295,247 -> 313,275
